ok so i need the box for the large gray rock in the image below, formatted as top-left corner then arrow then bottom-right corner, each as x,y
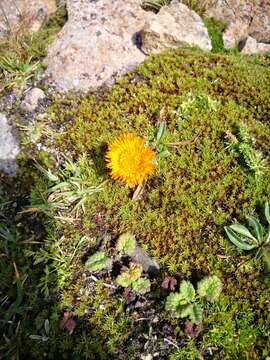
206,0 -> 270,51
0,0 -> 57,39
44,0 -> 148,92
0,114 -> 20,176
140,1 -> 212,55
249,4 -> 270,44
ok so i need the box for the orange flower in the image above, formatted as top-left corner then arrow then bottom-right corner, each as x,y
106,133 -> 156,186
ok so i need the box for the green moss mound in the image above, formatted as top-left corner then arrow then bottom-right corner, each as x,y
2,49 -> 270,359
39,49 -> 270,358
51,50 -> 270,274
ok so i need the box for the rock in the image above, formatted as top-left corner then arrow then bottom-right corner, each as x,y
130,245 -> 160,277
222,21 -> 249,49
44,0 -> 148,92
241,36 -> 270,54
0,113 -> 20,176
249,4 -> 270,44
21,87 -> 45,112
140,1 -> 212,55
0,0 -> 57,39
206,0 -> 270,46
206,0 -> 254,26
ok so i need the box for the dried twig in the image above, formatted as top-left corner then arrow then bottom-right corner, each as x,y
164,337 -> 179,349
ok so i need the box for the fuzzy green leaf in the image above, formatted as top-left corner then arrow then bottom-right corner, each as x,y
116,264 -> 143,288
180,303 -> 202,324
116,273 -> 133,287
229,224 -> 257,241
179,280 -> 196,303
116,232 -> 136,254
85,251 -> 109,272
245,215 -> 264,242
165,293 -> 186,313
132,278 -> 151,294
265,203 -> 270,225
197,276 -> 222,302
224,227 -> 257,251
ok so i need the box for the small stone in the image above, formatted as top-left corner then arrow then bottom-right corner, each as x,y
241,36 -> 270,54
222,21 -> 249,49
0,113 -> 20,176
140,1 -> 212,55
21,87 -> 45,112
129,245 -> 160,277
141,355 -> 153,360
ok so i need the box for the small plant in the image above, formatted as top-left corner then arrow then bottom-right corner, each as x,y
225,124 -> 267,179
116,263 -> 151,294
154,121 -> 171,159
32,157 -> 105,215
224,202 -> 270,268
177,92 -> 219,120
116,232 -> 136,255
165,276 -> 222,324
0,55 -> 40,92
85,251 -> 110,272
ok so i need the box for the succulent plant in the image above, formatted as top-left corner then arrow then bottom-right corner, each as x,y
224,202 -> 270,269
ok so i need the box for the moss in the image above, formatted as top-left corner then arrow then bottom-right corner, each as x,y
1,48 -> 270,358
39,48 -> 270,358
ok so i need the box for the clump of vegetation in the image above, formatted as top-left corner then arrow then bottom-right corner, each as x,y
33,157 -> 105,216
165,276 -> 222,323
85,233 -> 151,294
226,123 -> 267,180
225,202 -> 270,269
116,263 -> 151,294
0,5 -> 66,92
41,48 -> 269,358
203,17 -> 227,53
1,40 -> 270,359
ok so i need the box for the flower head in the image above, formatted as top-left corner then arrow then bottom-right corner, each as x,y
106,133 -> 156,186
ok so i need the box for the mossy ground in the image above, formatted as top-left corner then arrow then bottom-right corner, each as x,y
0,11 -> 270,360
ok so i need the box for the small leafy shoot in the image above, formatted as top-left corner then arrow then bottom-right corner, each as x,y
132,278 -> 151,294
197,276 -> 222,302
85,251 -> 110,272
116,233 -> 136,255
116,264 -> 143,288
